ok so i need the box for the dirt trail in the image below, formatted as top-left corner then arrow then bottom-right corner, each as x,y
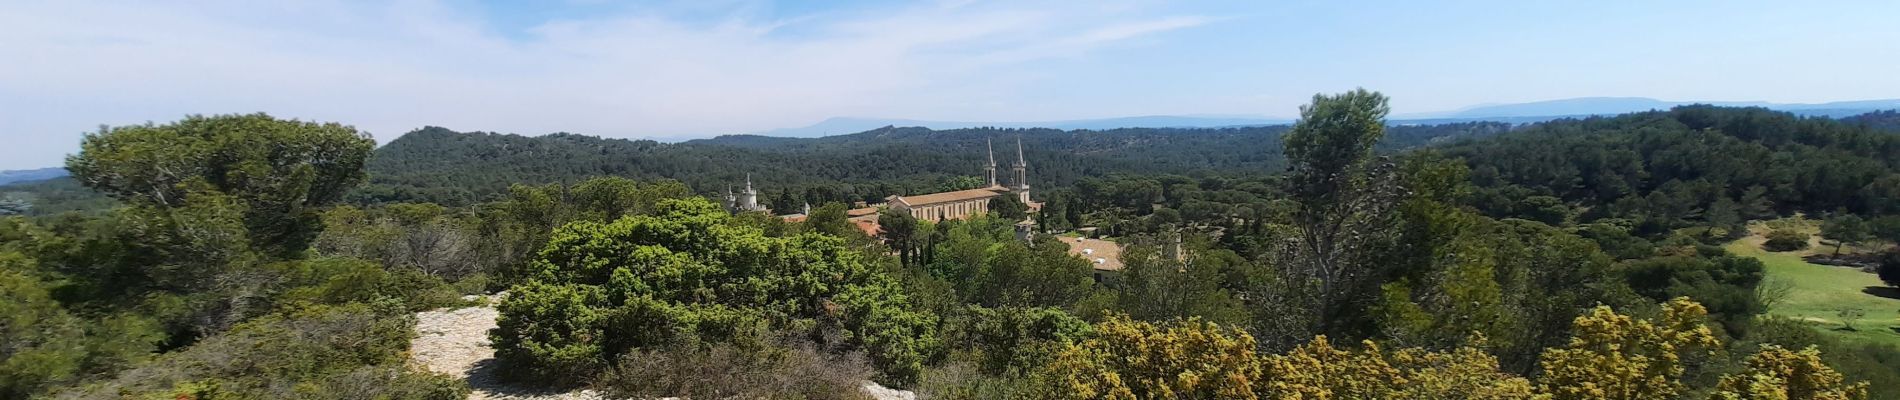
410,299 -> 605,400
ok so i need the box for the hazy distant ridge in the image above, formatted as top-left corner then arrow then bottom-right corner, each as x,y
0,167 -> 68,186
761,97 -> 1900,138
1411,97 -> 1900,119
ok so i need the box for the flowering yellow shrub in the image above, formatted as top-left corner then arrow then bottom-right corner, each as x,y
1534,297 -> 1722,400
1028,299 -> 1867,400
1031,314 -> 1263,399
1262,335 -> 1540,400
1710,345 -> 1867,400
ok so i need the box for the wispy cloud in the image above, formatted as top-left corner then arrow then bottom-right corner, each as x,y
0,0 -> 1212,168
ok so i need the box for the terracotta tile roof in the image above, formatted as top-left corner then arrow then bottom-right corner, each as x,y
895,187 -> 1006,206
846,207 -> 880,217
852,219 -> 881,236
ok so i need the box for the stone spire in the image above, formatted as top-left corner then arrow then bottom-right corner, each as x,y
985,138 -> 997,187
1014,136 -> 1026,169
1011,137 -> 1030,203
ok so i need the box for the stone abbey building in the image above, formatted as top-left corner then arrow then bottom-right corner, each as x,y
887,137 -> 1033,222
725,137 -> 1036,225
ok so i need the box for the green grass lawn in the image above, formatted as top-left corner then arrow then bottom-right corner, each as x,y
1724,238 -> 1900,346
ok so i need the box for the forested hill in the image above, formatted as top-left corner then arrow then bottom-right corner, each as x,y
357,122 -> 1510,205
1445,105 -> 1900,231
1842,109 -> 1900,133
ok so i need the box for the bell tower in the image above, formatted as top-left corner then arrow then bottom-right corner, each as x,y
985,138 -> 998,187
1011,137 -> 1030,204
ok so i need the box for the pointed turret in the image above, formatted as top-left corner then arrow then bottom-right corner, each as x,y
725,185 -> 736,211
985,138 -> 998,187
738,173 -> 762,212
1014,137 -> 1026,168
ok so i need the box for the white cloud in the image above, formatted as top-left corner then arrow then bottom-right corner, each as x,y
0,0 -> 1210,169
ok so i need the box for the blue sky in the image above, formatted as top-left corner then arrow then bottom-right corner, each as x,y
3,0 -> 1898,169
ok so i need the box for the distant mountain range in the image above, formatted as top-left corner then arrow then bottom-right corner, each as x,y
1405,97 -> 1900,119
756,98 -> 1900,138
0,167 -> 67,186
753,116 -> 1296,138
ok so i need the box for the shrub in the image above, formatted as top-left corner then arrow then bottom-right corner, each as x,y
0,253 -> 163,398
1263,336 -> 1537,399
596,339 -> 873,400
1878,250 -> 1900,288
1764,229 -> 1811,252
949,305 -> 1093,374
272,257 -> 463,312
57,302 -> 466,399
491,198 -> 939,386
491,282 -> 607,386
915,359 -> 1037,400
1534,297 -> 1722,400
1030,314 -> 1263,399
1712,345 -> 1869,400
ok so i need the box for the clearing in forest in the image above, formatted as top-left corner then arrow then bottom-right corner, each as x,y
1726,220 -> 1900,346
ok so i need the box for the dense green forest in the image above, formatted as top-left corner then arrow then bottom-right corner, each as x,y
3,98 -> 1900,399
351,122 -> 1511,207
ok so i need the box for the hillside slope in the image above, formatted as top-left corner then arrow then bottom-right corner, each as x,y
357,122 -> 1509,205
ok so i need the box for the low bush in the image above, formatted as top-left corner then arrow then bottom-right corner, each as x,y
596,339 -> 873,400
1878,250 -> 1900,287
490,198 -> 940,387
56,302 -> 467,399
1764,229 -> 1811,252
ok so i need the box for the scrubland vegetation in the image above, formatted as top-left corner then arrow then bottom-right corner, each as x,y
4,91 -> 1900,399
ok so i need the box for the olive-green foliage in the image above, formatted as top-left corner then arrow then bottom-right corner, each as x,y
1376,212 -> 1641,372
1112,237 -> 1251,326
1765,229 -> 1811,252
313,203 -> 485,281
58,302 -> 466,400
1279,89 -> 1402,340
925,217 -> 1097,309
978,236 -> 1098,309
948,306 -> 1093,375
1820,214 -> 1872,256
66,113 -> 375,258
481,177 -> 695,288
493,282 -> 609,386
597,340 -> 875,400
0,252 -> 162,399
492,197 -> 939,386
1576,221 -> 1658,260
915,360 -> 1040,400
804,202 -> 858,239
1449,106 -> 1900,230
1880,250 -> 1900,287
1620,250 -> 1765,336
1869,215 -> 1900,244
270,257 -> 463,312
987,195 -> 1028,221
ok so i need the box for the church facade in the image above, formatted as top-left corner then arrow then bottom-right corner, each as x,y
888,137 -> 1032,222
